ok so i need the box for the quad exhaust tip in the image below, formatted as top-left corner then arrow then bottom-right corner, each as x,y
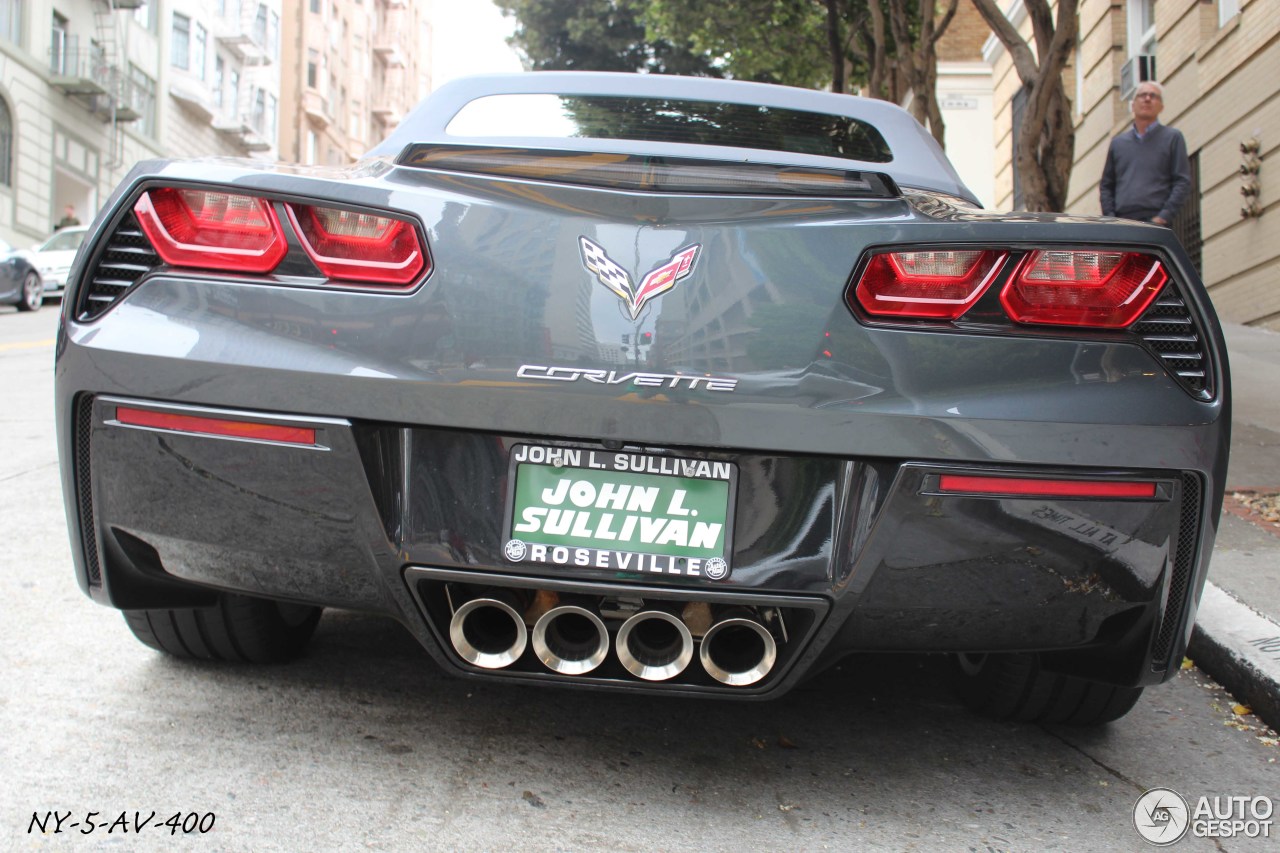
444,585 -> 780,686
699,616 -> 777,686
616,610 -> 694,681
532,605 -> 609,675
449,595 -> 528,669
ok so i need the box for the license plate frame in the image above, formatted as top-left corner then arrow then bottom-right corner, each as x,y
502,444 -> 737,581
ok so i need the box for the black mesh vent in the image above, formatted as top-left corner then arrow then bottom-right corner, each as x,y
1152,473 -> 1202,669
1130,287 -> 1211,397
74,396 -> 102,586
77,212 -> 159,322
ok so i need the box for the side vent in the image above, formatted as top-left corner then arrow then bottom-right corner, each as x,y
1130,287 -> 1211,398
77,212 -> 160,322
1151,473 -> 1202,670
74,395 -> 102,586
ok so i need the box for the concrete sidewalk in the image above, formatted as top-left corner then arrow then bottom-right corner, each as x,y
1188,321 -> 1280,730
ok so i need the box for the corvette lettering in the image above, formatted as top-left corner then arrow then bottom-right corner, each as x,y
516,364 -> 737,392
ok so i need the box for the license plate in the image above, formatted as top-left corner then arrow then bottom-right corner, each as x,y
502,444 -> 736,581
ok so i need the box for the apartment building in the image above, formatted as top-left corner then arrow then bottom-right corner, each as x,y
278,0 -> 431,167
984,0 -> 1280,328
0,0 -> 282,249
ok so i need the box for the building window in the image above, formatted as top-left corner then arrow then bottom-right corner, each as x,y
1172,150 -> 1203,277
267,93 -> 277,142
51,13 -> 70,75
0,97 -> 12,187
268,11 -> 279,61
1,0 -> 22,46
307,49 -> 319,88
193,23 -> 207,80
252,87 -> 266,133
1219,0 -> 1240,27
253,4 -> 267,47
229,68 -> 240,117
1127,0 -> 1156,57
134,2 -> 155,32
310,0 -> 320,13
129,64 -> 157,136
172,13 -> 190,69
306,131 -> 317,165
214,55 -> 225,110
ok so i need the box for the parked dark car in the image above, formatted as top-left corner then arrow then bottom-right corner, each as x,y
0,238 -> 43,312
55,73 -> 1229,725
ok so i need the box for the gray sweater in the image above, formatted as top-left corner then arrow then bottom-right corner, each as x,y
1099,123 -> 1192,222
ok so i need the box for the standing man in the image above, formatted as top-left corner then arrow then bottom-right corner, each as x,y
1100,81 -> 1191,226
55,204 -> 80,230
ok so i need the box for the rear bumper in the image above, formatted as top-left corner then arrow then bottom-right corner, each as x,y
58,392 -> 1217,696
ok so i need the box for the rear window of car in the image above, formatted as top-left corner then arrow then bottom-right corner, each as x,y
445,94 -> 894,164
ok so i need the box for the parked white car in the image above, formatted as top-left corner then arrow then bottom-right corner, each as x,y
25,226 -> 88,297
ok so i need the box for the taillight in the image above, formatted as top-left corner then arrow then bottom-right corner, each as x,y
133,188 -> 286,273
937,474 -> 1158,499
1000,250 -> 1167,328
287,204 -> 426,285
852,250 -> 1006,320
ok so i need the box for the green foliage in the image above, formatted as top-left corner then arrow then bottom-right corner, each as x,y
643,0 -> 831,88
494,0 -> 722,76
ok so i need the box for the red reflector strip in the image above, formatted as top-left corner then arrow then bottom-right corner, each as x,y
937,475 -> 1157,498
115,407 -> 316,446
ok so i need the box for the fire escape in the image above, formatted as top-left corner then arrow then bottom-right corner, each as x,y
211,2 -> 275,153
371,0 -> 409,130
48,0 -> 146,169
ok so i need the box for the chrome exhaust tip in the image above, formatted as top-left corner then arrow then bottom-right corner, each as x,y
449,595 -> 528,669
532,605 -> 609,675
699,617 -> 777,686
617,610 -> 693,681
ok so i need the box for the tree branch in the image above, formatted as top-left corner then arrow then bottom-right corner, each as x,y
932,0 -> 959,46
969,0 -> 1039,86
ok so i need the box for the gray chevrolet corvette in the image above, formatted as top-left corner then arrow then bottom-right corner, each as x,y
55,73 -> 1229,725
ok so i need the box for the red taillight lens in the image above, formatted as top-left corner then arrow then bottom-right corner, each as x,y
134,188 -> 286,273
853,250 -> 1006,320
1000,250 -> 1167,328
287,204 -> 426,285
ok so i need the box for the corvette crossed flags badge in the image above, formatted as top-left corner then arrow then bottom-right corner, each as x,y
580,237 -> 701,320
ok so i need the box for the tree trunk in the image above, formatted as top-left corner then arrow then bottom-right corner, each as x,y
825,0 -> 846,93
970,0 -> 1078,212
887,0 -> 956,147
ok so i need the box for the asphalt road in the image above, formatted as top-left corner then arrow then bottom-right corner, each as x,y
1,303 -> 1276,852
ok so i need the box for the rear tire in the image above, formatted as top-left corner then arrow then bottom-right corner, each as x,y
954,653 -> 1143,725
124,593 -> 321,663
16,273 -> 42,312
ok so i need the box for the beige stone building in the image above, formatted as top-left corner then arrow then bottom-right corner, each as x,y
984,0 -> 1280,328
0,0 -> 282,248
278,0 -> 431,166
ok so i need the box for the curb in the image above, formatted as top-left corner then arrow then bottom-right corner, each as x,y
1187,582 -> 1280,732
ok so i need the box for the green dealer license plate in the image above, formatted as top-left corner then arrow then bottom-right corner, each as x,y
503,444 -> 736,581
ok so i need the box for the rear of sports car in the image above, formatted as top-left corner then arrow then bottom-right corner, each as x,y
54,75 -> 1229,725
